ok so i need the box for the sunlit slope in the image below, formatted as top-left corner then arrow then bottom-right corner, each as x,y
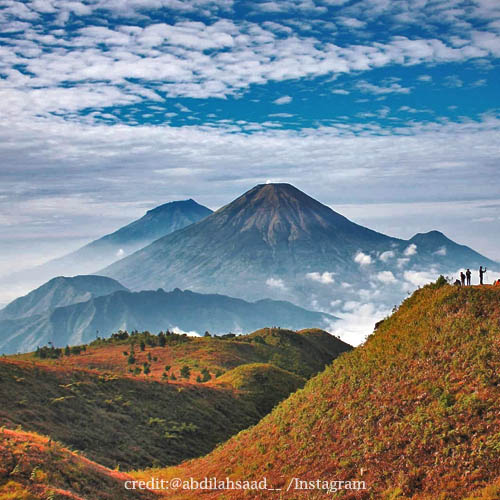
150,283 -> 500,499
18,327 -> 350,380
1,328 -> 350,473
0,428 -> 156,500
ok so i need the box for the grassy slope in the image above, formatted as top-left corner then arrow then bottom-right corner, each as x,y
15,327 -> 350,381
0,428 -> 156,500
146,284 -> 500,500
1,328 -> 349,473
216,363 -> 305,416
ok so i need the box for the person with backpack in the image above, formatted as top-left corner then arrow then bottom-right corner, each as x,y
460,271 -> 466,286
466,268 -> 471,286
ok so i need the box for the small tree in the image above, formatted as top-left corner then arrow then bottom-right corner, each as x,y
164,365 -> 171,372
140,340 -> 146,351
170,373 -> 177,381
180,365 -> 191,379
158,333 -> 166,347
201,367 -> 211,382
64,345 -> 71,357
128,353 -> 136,365
196,375 -> 202,383
143,362 -> 151,375
204,331 -> 211,337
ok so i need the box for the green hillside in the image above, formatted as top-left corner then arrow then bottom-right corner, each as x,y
0,328 -> 349,473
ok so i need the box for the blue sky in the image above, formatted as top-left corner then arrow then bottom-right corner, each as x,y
0,0 -> 500,298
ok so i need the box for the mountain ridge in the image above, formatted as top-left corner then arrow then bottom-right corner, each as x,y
0,286 -> 337,354
100,183 -> 497,311
0,275 -> 128,320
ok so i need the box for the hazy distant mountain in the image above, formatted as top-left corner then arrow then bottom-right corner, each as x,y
2,199 -> 212,289
0,287 -> 336,354
68,199 -> 213,265
407,230 -> 491,266
0,275 -> 128,320
101,183 -> 497,311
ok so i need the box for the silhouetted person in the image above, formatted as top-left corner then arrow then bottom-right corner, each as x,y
466,268 -> 471,286
479,266 -> 487,285
460,271 -> 465,287
454,279 -> 461,286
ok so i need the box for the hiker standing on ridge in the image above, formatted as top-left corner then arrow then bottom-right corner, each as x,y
479,266 -> 487,285
466,268 -> 471,286
460,271 -> 466,287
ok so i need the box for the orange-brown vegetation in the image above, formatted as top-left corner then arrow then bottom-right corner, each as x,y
0,428 -> 155,500
137,283 -> 500,499
1,328 -> 348,474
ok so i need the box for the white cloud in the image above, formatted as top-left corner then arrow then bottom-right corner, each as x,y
356,80 -> 411,95
379,250 -> 395,262
403,270 -> 437,287
404,243 -> 418,256
273,95 -> 293,105
337,16 -> 365,28
171,326 -> 201,337
326,301 -> 390,346
354,251 -> 372,266
1,7 -> 499,109
434,246 -> 447,256
306,271 -> 335,284
397,258 -> 410,268
266,277 -> 287,289
376,270 -> 396,284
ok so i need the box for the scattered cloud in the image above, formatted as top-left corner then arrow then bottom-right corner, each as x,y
379,250 -> 395,262
327,301 -> 390,346
337,16 -> 365,28
445,75 -> 464,88
306,271 -> 335,284
404,243 -> 418,256
266,277 -> 287,289
356,81 -> 411,95
376,271 -> 397,284
273,96 -> 293,105
403,270 -> 437,287
354,251 -> 372,266
171,326 -> 201,337
434,246 -> 447,256
418,75 -> 432,82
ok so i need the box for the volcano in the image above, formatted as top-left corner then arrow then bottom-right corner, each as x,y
100,184 -> 402,300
